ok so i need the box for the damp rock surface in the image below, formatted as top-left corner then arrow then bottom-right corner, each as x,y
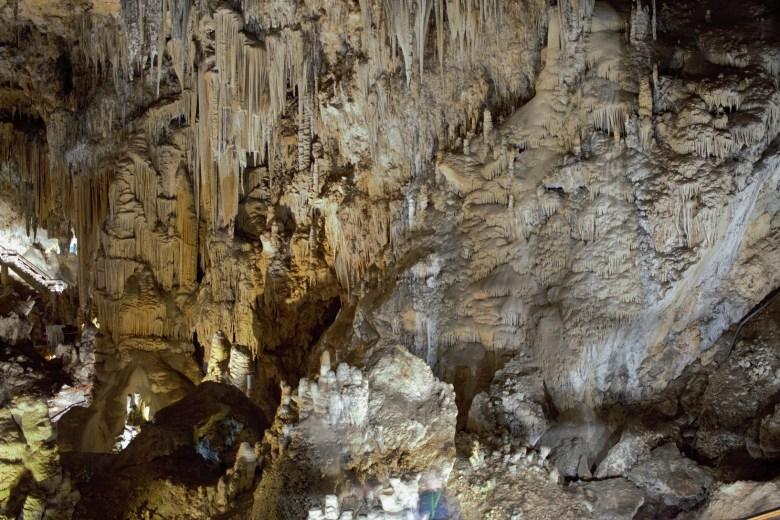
0,0 -> 780,517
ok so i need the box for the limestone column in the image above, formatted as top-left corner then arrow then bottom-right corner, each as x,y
228,344 -> 252,395
204,330 -> 231,383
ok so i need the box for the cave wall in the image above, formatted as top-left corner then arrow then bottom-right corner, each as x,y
0,0 -> 780,516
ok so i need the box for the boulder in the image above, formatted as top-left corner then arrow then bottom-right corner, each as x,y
466,356 -> 549,447
698,479 -> 780,519
627,443 -> 713,509
579,477 -> 645,520
596,429 -> 663,478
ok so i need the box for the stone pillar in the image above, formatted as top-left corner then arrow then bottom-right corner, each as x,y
228,344 -> 252,395
204,330 -> 231,383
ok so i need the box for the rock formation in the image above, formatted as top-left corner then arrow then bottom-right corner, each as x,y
0,0 -> 779,517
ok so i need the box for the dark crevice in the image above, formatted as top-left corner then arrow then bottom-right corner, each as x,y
193,332 -> 204,375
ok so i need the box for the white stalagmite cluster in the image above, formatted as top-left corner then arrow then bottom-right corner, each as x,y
293,351 -> 369,426
255,346 -> 456,519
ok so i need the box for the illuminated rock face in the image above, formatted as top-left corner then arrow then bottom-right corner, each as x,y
1,0 -> 780,517
0,345 -> 77,519
256,347 -> 457,519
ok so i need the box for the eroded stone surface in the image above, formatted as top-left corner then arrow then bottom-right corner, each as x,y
627,443 -> 714,509
0,0 -> 779,517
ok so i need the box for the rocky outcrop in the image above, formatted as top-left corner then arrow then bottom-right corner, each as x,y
0,344 -> 76,519
578,478 -> 645,520
698,479 -> 780,519
254,346 -> 456,519
626,443 -> 714,510
595,428 -> 664,479
448,438 -> 588,519
693,308 -> 780,461
466,355 -> 549,447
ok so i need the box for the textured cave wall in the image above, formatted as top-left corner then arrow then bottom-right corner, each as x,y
1,0 -> 550,451
1,0 -> 780,517
0,0 -> 777,426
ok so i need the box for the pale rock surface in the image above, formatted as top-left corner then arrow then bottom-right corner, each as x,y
697,479 -> 780,520
466,355 -> 549,446
626,443 -> 714,509
577,478 -> 646,520
595,428 -> 664,478
0,313 -> 31,345
750,403 -> 780,459
540,420 -> 612,479
254,346 -> 456,519
695,326 -> 780,460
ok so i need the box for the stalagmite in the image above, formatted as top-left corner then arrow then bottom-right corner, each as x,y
205,331 -> 231,382
298,96 -> 313,173
408,193 -> 416,229
228,344 -> 253,395
483,109 -> 493,142
217,442 -> 259,510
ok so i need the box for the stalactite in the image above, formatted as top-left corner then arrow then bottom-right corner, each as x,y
78,13 -> 129,88
298,95 -> 312,173
639,76 -> 653,118
130,154 -> 159,225
629,0 -> 650,44
0,126 -> 56,235
446,0 -> 467,59
766,97 -> 780,141
207,7 -> 314,231
323,200 -> 395,290
558,0 -> 595,53
415,0 -> 434,80
385,0 -> 413,86
311,158 -> 320,196
74,171 -> 112,310
687,132 -> 739,159
698,88 -> 742,112
589,104 -> 629,135
434,0 -> 445,74
730,120 -> 766,148
407,192 -> 416,229
414,312 -> 438,369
